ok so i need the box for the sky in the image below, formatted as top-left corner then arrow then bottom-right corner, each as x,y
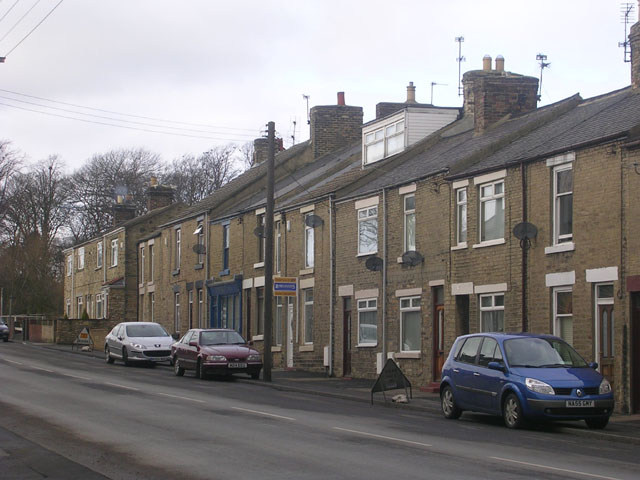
0,0 -> 636,173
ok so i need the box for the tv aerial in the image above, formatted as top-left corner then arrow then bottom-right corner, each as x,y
536,53 -> 550,101
455,36 -> 465,97
619,3 -> 636,63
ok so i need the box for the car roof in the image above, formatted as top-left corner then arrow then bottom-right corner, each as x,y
455,332 -> 562,342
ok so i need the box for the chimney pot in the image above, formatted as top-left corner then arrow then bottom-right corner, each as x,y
337,92 -> 345,106
150,176 -> 158,187
483,55 -> 492,72
495,55 -> 505,72
406,81 -> 416,103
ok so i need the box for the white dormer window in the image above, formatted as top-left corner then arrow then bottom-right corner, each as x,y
363,119 -> 405,165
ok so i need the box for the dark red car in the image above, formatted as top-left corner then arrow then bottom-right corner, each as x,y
171,329 -> 262,380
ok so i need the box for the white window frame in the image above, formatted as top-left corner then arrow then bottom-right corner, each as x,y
479,180 -> 505,243
66,255 -> 72,276
197,289 -> 203,328
456,187 -> 467,245
303,288 -> 314,344
174,292 -> 180,332
357,206 -> 378,255
66,299 -> 71,317
357,298 -> 378,347
196,221 -> 205,265
77,296 -> 83,317
150,292 -> 155,322
96,293 -> 103,319
304,214 -> 314,268
553,287 -> 573,344
149,244 -> 154,282
363,119 -> 405,164
553,163 -> 573,245
479,293 -> 504,332
404,194 -> 415,252
174,228 -> 181,271
140,246 -> 145,284
110,239 -> 118,267
77,247 -> 85,270
96,241 -> 103,268
275,221 -> 281,273
400,296 -> 421,353
275,297 -> 283,346
222,223 -> 230,270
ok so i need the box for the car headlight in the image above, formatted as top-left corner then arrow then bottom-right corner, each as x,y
206,355 -> 227,362
525,377 -> 555,395
129,342 -> 146,350
599,378 -> 612,395
247,354 -> 261,362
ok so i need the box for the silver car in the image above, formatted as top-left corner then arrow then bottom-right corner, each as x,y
105,322 -> 174,365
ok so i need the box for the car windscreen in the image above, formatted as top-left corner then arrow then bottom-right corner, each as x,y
200,330 -> 246,345
504,337 -> 588,368
126,324 -> 169,338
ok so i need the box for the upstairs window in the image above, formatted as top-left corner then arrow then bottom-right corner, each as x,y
358,206 -> 378,255
96,241 -> 103,268
110,239 -> 118,267
257,214 -> 265,263
67,255 -> 72,276
77,247 -> 85,270
364,120 -> 405,164
553,164 -> 573,244
174,228 -> 181,271
479,180 -> 504,242
275,221 -> 281,273
222,223 -> 230,271
404,194 -> 415,252
195,221 -> 205,265
149,244 -> 154,282
304,214 -> 314,268
456,188 -> 467,245
140,246 -> 145,283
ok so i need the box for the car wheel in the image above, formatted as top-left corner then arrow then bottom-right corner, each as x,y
441,385 -> 462,419
196,359 -> 206,380
174,358 -> 185,376
585,417 -> 609,429
503,393 -> 525,429
122,347 -> 130,366
105,346 -> 114,364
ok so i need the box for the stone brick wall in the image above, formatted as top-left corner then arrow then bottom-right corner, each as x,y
473,76 -> 539,133
631,17 -> 640,89
310,104 -> 363,160
55,318 -> 117,346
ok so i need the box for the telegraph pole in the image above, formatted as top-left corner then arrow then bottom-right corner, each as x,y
263,121 -> 275,382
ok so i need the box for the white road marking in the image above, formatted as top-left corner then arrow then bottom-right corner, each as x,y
491,456 -> 622,480
333,427 -> 432,448
157,392 -> 205,403
63,373 -> 92,381
31,366 -> 54,373
231,407 -> 296,421
3,359 -> 23,365
105,382 -> 139,391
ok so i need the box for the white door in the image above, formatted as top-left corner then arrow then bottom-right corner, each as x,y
287,299 -> 294,368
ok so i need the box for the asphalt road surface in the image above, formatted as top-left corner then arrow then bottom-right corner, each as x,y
1,342 -> 639,480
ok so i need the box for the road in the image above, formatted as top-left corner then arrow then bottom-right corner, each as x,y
0,341 -> 638,480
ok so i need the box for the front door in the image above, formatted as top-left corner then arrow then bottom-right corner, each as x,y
598,304 -> 615,389
286,298 -> 294,368
632,293 -> 640,413
342,298 -> 352,377
433,304 -> 445,381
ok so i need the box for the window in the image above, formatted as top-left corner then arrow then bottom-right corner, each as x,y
66,299 -> 71,317
110,239 -> 118,267
553,288 -> 573,344
478,337 -> 501,367
104,293 -> 109,318
257,214 -> 266,262
77,296 -> 83,317
197,289 -> 203,328
275,221 -> 281,273
77,247 -> 85,270
404,195 -> 415,252
275,297 -> 283,346
140,246 -> 145,284
304,214 -> 314,268
150,292 -> 155,322
96,294 -> 103,319
195,221 -> 205,265
400,296 -> 421,352
188,290 -> 194,329
479,180 -> 504,242
149,244 -> 154,282
303,288 -> 313,344
222,223 -> 230,271
456,188 -> 467,245
358,298 -> 377,346
358,206 -> 378,255
174,228 -> 181,271
364,120 -> 405,164
174,292 -> 180,332
457,336 -> 482,364
67,255 -> 72,276
85,295 -> 91,317
553,164 -> 573,244
256,287 -> 264,335
96,241 -> 103,268
480,293 -> 504,332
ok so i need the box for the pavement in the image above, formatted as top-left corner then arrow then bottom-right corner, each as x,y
28,342 -> 640,445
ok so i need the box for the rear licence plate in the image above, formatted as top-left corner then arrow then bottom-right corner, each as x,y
228,362 -> 247,368
566,400 -> 594,407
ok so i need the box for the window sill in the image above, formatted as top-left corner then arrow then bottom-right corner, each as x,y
357,343 -> 377,348
395,352 -> 421,359
219,269 -> 230,277
253,262 -> 265,269
299,344 -> 314,352
194,264 -> 203,271
450,242 -> 467,251
95,266 -> 102,271
252,335 -> 264,342
357,252 -> 378,258
271,346 -> 282,352
172,269 -> 180,276
299,267 -> 314,276
545,242 -> 575,255
472,238 -> 505,249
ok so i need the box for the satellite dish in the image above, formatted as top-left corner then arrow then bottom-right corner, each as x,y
513,222 -> 538,240
253,226 -> 264,238
192,244 -> 206,254
365,256 -> 384,272
401,250 -> 424,266
304,214 -> 324,228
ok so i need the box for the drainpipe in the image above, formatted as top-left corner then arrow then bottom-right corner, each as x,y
521,162 -> 528,332
205,211 -> 209,328
382,188 -> 388,361
329,195 -> 335,377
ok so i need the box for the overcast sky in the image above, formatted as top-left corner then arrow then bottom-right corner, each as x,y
0,0 -> 635,172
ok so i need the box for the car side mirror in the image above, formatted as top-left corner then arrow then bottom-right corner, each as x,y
188,341 -> 198,347
488,361 -> 506,372
248,340 -> 254,346
589,362 -> 599,370
171,332 -> 180,340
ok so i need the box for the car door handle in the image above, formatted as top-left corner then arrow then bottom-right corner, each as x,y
473,372 -> 480,376
453,368 -> 459,373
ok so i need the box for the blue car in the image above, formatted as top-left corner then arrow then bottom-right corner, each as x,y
440,333 -> 614,429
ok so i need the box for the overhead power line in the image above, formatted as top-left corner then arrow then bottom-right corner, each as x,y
0,0 -> 21,25
4,0 -> 64,57
0,0 -> 43,45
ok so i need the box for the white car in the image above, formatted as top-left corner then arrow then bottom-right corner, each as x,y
105,322 -> 174,366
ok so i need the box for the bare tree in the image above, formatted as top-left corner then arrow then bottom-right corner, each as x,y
0,141 -> 22,225
67,148 -> 162,241
236,141 -> 255,170
163,145 -> 240,206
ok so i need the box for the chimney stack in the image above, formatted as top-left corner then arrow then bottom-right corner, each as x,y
406,82 -> 417,103
113,197 -> 136,226
146,178 -> 174,211
630,1 -> 640,89
310,92 -> 363,159
463,55 -> 539,133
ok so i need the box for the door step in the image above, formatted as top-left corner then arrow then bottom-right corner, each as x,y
420,382 -> 441,393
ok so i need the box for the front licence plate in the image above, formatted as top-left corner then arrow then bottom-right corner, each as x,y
566,400 -> 594,408
228,362 -> 247,369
